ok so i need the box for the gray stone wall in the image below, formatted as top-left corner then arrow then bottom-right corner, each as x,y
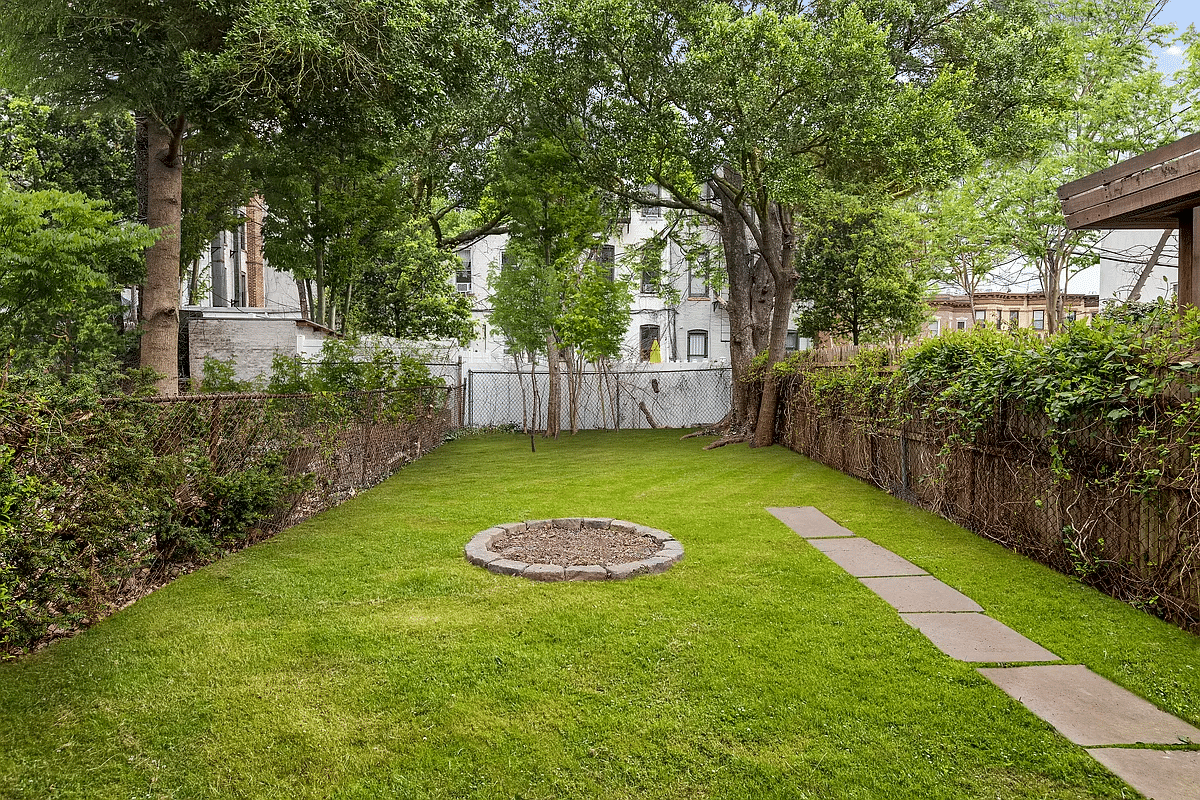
189,318 -> 330,383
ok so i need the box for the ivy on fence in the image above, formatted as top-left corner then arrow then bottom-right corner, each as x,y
776,301 -> 1200,631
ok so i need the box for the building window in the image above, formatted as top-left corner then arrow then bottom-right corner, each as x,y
1033,309 -> 1045,330
687,330 -> 708,361
688,260 -> 709,298
500,249 -> 517,273
594,244 -> 616,281
641,184 -> 663,218
641,264 -> 660,294
1066,309 -> 1077,323
639,325 -> 660,361
974,309 -> 986,325
455,250 -> 472,291
1009,310 -> 1020,326
928,320 -> 940,337
956,320 -> 967,331
785,330 -> 800,352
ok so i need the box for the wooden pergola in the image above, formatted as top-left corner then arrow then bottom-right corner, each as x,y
1058,131 -> 1200,307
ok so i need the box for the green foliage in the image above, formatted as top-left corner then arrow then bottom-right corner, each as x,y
0,349 -> 443,655
194,356 -> 260,394
267,337 -> 435,396
0,89 -> 136,218
558,260 -> 635,362
261,143 -> 474,338
794,206 -> 932,346
152,452 -> 305,563
790,302 -> 1200,508
0,182 -> 155,374
349,220 -> 475,342
486,134 -> 624,362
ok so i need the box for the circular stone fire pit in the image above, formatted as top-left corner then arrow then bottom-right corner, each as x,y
464,518 -> 684,581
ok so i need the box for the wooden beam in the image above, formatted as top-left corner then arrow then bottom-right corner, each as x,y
1179,208 -> 1199,310
1058,132 -> 1200,200
1065,170 -> 1200,229
1062,151 -> 1200,216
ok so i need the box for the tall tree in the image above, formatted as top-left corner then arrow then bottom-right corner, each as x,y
995,0 -> 1178,332
795,207 -> 931,347
921,175 -> 1011,315
487,134 -> 618,436
0,0 -> 491,393
528,0 -> 1065,446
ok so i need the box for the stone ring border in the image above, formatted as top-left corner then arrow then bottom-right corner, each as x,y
464,518 -> 684,581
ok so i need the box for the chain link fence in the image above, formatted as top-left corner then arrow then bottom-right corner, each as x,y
2,386 -> 454,654
126,387 -> 456,529
464,366 -> 732,430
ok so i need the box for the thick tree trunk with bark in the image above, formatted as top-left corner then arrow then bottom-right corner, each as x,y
716,172 -> 771,431
751,202 -> 799,449
139,116 -> 185,395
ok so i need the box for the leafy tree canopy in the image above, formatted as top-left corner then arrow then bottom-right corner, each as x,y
0,182 -> 155,373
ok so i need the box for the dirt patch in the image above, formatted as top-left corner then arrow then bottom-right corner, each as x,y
488,523 -> 660,566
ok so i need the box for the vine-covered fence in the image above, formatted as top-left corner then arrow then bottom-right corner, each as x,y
777,369 -> 1200,632
1,387 -> 455,655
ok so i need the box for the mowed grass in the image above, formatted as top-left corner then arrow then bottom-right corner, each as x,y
2,430 -> 1198,799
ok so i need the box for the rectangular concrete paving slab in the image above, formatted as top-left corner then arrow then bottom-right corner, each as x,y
902,613 -> 1059,662
809,537 -> 928,577
859,575 -> 983,613
978,665 -> 1200,747
766,506 -> 856,538
1085,748 -> 1200,800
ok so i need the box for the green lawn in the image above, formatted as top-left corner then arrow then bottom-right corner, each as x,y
3,430 -> 1197,799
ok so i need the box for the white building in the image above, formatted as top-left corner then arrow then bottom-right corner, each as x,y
450,200 -> 738,369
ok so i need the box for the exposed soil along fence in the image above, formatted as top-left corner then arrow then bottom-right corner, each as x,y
776,370 -> 1200,633
1,387 -> 454,656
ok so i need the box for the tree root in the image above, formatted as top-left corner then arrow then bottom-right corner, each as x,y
703,435 -> 751,450
681,411 -> 735,440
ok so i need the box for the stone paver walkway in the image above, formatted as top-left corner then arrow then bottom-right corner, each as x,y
768,505 -> 1200,800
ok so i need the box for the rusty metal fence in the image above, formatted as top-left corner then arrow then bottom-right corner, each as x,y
119,387 -> 457,530
465,367 -> 732,430
779,382 -> 1200,630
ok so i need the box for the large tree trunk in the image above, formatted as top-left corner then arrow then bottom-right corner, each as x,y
752,203 -> 799,449
139,115 -> 186,396
716,171 -> 771,430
